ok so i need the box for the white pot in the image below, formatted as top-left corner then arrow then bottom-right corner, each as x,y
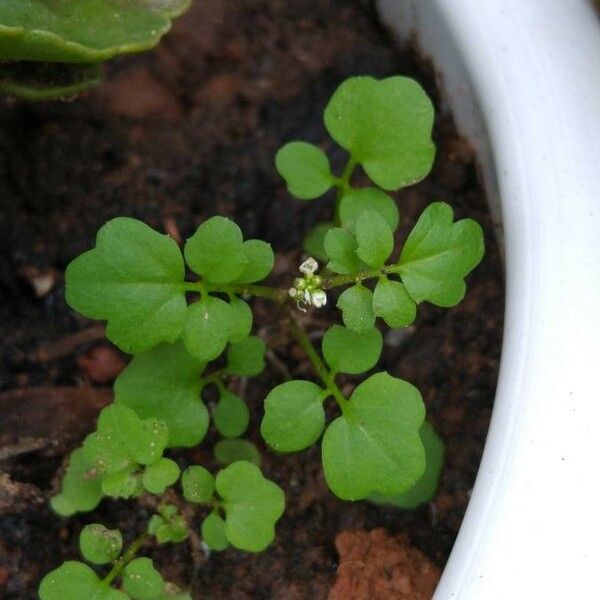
377,1 -> 600,598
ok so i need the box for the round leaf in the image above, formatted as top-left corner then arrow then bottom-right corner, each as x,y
216,462 -> 285,552
213,390 -> 249,438
123,557 -> 164,600
322,372 -> 426,500
201,512 -> 229,551
115,341 -> 208,448
39,561 -> 128,600
261,380 -> 326,452
225,336 -> 265,377
337,284 -> 375,333
59,448 -> 102,514
399,202 -> 485,307
275,141 -> 334,200
142,458 -> 180,494
322,325 -> 382,374
369,421 -> 445,509
65,218 -> 187,354
234,240 -> 275,284
181,465 -> 215,504
214,439 -> 261,467
183,296 -> 232,361
339,188 -> 399,233
324,76 -> 435,190
227,296 -> 253,344
101,466 -> 142,499
373,278 -> 416,328
184,216 -> 248,284
79,524 -> 122,565
355,210 -> 394,268
303,222 -> 333,261
324,228 -> 361,275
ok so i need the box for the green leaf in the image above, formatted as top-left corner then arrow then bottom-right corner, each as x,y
322,325 -> 382,375
213,390 -> 249,438
324,76 -> 435,190
59,448 -> 102,514
370,421 -> 444,509
0,62 -> 101,101
214,439 -> 261,467
234,240 -> 275,284
339,188 -> 399,233
142,458 -> 180,494
324,228 -> 361,275
184,216 -> 248,284
216,462 -> 285,552
101,466 -> 142,499
130,419 -> 169,466
303,222 -> 333,262
115,342 -> 207,448
373,278 -> 416,328
181,466 -> 215,504
49,494 -> 76,517
79,524 -> 122,565
399,202 -> 485,306
201,512 -> 229,551
148,507 -> 188,544
355,211 -> 394,268
225,336 -> 265,377
227,296 -> 253,344
65,218 -> 187,354
337,285 -> 375,333
261,380 -> 326,452
39,561 -> 128,600
123,557 -> 164,600
183,296 -> 233,361
0,1 -> 191,62
322,372 -> 426,500
275,141 -> 334,200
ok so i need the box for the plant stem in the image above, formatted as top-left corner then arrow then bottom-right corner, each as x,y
322,263 -> 402,289
333,156 -> 357,225
289,316 -> 350,415
183,281 -> 287,304
103,533 -> 150,585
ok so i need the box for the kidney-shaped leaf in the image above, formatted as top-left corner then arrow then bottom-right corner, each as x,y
65,217 -> 187,354
324,76 -> 435,191
322,325 -> 382,375
399,202 -> 484,307
0,0 -> 191,63
216,461 -> 285,552
322,372 -> 426,500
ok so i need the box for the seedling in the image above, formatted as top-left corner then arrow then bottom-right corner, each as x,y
39,76 -> 484,598
0,0 -> 191,100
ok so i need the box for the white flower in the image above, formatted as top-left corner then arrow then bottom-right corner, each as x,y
299,257 -> 318,275
310,290 -> 327,308
288,287 -> 298,298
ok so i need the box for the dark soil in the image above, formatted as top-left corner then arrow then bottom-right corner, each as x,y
0,1 -> 503,598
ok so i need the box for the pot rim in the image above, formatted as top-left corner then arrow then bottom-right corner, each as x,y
378,1 -> 600,597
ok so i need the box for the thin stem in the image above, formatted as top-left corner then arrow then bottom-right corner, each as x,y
183,281 -> 287,304
103,533 -> 151,585
289,316 -> 350,415
322,264 -> 402,290
334,156 -> 358,225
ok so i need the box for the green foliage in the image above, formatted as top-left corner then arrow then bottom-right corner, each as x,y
261,380 -> 326,452
183,296 -> 234,361
355,211 -> 394,268
212,390 -> 249,438
324,227 -> 361,275
123,557 -> 164,600
214,439 -> 261,467
66,218 -> 187,354
372,278 -> 416,329
227,296 -> 253,343
339,188 -> 399,233
79,524 -> 122,565
324,76 -> 435,190
399,202 -> 484,307
322,372 -> 426,500
0,0 -> 190,63
142,458 -> 180,495
39,561 -> 128,600
303,222 -> 333,261
337,284 -> 375,333
275,142 -> 334,200
322,325 -> 382,375
370,421 -> 445,509
148,505 -> 189,544
115,342 -> 207,448
225,335 -> 266,377
181,466 -> 215,504
215,462 -> 285,552
201,512 -> 229,551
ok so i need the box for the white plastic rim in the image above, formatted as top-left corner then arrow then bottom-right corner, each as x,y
377,1 -> 600,598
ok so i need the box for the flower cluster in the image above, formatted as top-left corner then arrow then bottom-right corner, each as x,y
288,258 -> 327,310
